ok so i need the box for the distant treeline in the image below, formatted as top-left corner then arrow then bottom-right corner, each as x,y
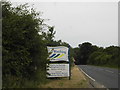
2,1 -> 74,88
73,42 -> 120,68
2,1 -> 119,88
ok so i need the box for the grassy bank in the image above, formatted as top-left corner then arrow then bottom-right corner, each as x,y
39,65 -> 90,88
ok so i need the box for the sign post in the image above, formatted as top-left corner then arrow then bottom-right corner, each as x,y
47,46 -> 70,79
68,45 -> 71,80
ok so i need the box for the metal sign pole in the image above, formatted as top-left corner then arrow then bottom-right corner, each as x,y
68,45 -> 71,80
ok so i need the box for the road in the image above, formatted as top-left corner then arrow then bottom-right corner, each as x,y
78,65 -> 118,88
0,66 -> 1,89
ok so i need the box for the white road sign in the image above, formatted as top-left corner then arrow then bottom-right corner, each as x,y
47,46 -> 69,62
47,64 -> 69,77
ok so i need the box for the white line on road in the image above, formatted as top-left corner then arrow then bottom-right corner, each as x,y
80,68 -> 95,81
105,70 -> 114,73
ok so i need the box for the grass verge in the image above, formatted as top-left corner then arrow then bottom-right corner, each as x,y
39,65 -> 90,88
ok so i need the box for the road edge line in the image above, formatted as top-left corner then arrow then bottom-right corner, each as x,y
77,65 -> 108,89
79,68 -> 95,81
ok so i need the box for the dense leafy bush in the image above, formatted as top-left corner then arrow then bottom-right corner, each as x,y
2,1 -> 49,88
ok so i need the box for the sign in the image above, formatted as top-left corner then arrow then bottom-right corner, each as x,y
46,46 -> 70,79
47,64 -> 69,77
47,46 -> 69,62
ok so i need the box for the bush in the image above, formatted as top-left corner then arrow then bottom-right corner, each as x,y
2,1 -> 49,88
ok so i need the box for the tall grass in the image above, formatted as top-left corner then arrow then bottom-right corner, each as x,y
2,69 -> 50,88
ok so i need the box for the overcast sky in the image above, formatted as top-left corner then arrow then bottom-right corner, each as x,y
11,1 -> 118,48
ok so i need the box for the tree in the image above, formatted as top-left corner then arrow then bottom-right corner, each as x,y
2,1 -> 48,88
78,42 -> 93,64
73,47 -> 80,64
42,26 -> 56,46
104,46 -> 119,67
88,51 -> 112,65
87,45 -> 119,67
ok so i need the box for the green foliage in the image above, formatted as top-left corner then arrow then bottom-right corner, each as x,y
42,26 -> 56,46
73,42 -> 119,68
74,42 -> 95,65
88,51 -> 112,65
2,1 -> 49,88
2,1 -> 74,88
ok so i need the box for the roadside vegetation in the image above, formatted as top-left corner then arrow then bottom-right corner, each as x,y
39,66 -> 89,88
74,42 -> 120,69
2,1 -> 74,88
2,1 -> 119,88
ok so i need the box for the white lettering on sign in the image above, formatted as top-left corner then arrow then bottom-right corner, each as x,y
47,64 -> 69,77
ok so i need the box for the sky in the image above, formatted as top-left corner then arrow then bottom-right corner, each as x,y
10,0 -> 118,48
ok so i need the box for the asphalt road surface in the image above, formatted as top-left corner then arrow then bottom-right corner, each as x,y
0,66 -> 1,89
78,65 -> 118,88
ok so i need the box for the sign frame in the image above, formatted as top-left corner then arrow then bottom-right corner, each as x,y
46,46 -> 71,79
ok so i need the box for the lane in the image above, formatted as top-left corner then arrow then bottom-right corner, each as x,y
78,65 -> 118,88
0,66 -> 2,89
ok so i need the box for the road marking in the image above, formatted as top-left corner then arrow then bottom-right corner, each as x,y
80,68 -> 95,81
105,70 -> 114,73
